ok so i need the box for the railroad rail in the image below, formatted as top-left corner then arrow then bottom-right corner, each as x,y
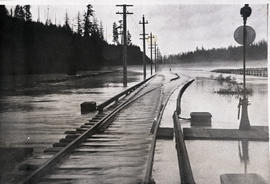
143,73 -> 184,184
176,79 -> 194,115
20,75 -> 162,184
174,79 -> 196,184
173,111 -> 196,184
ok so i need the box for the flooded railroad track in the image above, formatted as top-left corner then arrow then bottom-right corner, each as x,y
16,75 -> 167,184
2,72 -> 185,184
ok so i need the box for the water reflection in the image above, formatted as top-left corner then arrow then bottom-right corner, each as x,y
238,139 -> 249,174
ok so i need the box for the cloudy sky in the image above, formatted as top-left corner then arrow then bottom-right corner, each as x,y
4,1 -> 268,55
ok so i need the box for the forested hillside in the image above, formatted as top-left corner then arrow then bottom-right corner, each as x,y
164,41 -> 267,64
0,5 -> 148,75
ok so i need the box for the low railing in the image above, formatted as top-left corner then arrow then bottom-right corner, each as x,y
97,75 -> 156,112
174,79 -> 195,184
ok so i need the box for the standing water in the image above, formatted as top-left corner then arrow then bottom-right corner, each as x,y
154,63 -> 269,184
0,66 -> 148,154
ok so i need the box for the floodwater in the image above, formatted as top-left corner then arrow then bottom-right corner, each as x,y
0,63 -> 268,183
179,67 -> 269,184
154,63 -> 269,184
0,66 -> 149,154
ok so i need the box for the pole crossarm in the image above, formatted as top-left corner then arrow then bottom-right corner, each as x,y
139,21 -> 148,24
116,4 -> 133,7
116,12 -> 133,15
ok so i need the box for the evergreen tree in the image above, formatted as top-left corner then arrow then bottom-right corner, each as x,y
14,5 -> 24,19
92,16 -> 99,36
37,7 -> 40,22
83,12 -> 90,37
45,18 -> 51,25
83,4 -> 94,37
45,7 -> 51,25
118,20 -> 123,44
99,21 -> 104,40
10,8 -> 13,17
86,4 -> 94,17
0,5 -> 8,16
76,12 -> 82,36
23,5 -> 31,21
63,12 -> 71,32
112,22 -> 119,45
92,17 -> 97,32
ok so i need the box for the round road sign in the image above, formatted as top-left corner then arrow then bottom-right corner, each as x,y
234,25 -> 256,45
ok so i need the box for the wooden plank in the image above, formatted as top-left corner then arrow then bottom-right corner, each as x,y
183,126 -> 269,141
157,127 -> 173,139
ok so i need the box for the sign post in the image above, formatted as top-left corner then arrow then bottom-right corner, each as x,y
234,4 -> 255,130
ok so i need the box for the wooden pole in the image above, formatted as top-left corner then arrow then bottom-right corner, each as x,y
116,4 -> 133,87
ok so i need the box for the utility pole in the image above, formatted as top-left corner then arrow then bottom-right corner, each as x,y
148,33 -> 154,75
154,42 -> 157,73
116,4 -> 133,87
157,47 -> 161,70
139,15 -> 148,80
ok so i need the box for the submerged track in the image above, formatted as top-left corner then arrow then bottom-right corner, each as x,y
18,73 -> 183,184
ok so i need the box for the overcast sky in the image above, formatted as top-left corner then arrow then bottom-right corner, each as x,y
5,2 -> 268,55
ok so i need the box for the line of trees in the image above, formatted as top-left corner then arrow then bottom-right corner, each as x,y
0,5 -> 145,76
9,5 -> 104,39
164,41 -> 267,64
0,5 -> 106,75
